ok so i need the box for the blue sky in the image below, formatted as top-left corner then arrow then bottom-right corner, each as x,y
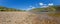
0,0 -> 60,10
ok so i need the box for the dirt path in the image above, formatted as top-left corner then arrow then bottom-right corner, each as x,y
0,12 -> 60,24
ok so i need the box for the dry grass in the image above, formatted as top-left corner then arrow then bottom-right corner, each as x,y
48,12 -> 60,17
0,12 -> 60,24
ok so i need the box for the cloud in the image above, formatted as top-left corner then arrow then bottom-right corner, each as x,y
26,6 -> 35,10
39,3 -> 44,5
44,4 -> 47,6
48,3 -> 53,6
39,2 -> 54,8
39,3 -> 48,8
40,5 -> 48,8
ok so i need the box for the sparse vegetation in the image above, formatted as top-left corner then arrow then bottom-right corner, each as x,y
0,6 -> 25,12
29,5 -> 60,17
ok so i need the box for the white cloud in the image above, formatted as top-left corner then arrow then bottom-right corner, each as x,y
48,3 -> 53,6
29,6 -> 35,8
39,3 -> 44,6
26,6 -> 35,10
41,6 -> 48,8
39,2 -> 54,8
44,4 -> 47,6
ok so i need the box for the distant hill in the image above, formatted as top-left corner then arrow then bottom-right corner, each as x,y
0,6 -> 25,12
29,5 -> 60,12
29,5 -> 60,17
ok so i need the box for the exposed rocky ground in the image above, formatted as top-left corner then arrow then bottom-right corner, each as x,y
0,12 -> 60,24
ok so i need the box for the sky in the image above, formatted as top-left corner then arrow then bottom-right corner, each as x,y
0,0 -> 60,10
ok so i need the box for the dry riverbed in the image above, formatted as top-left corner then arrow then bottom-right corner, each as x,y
0,12 -> 60,24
